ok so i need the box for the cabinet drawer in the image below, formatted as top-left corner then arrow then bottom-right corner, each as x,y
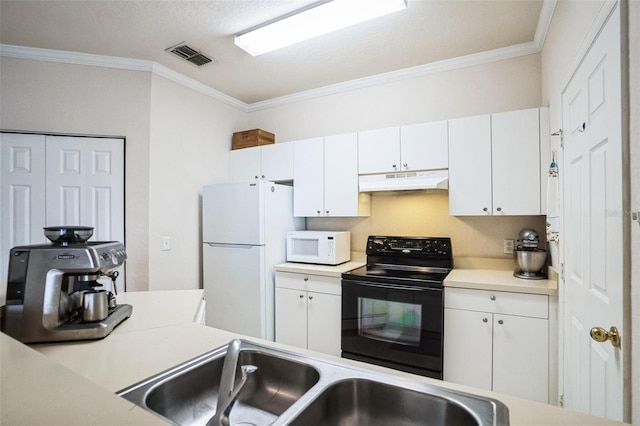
275,271 -> 341,296
445,287 -> 548,319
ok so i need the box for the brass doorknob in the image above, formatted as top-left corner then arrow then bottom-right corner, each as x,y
590,326 -> 621,348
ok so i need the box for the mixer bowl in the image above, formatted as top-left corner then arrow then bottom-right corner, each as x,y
514,249 -> 547,273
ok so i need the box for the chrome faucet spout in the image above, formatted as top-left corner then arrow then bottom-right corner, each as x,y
208,339 -> 258,426
219,365 -> 258,426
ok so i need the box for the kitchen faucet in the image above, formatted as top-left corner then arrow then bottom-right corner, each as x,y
208,339 -> 258,426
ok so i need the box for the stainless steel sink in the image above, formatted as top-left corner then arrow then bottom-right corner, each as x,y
118,340 -> 509,426
287,378 -> 482,426
118,342 -> 320,426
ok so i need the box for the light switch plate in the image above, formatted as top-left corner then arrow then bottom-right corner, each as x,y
162,236 -> 171,251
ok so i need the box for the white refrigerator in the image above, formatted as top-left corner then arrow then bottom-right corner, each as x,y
202,180 -> 304,340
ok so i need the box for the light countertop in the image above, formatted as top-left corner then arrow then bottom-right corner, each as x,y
445,269 -> 558,295
274,252 -> 365,277
1,289 -> 625,426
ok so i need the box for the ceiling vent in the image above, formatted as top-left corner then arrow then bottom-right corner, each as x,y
165,42 -> 214,66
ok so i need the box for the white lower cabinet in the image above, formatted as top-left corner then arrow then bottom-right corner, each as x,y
275,271 -> 341,357
444,287 -> 549,403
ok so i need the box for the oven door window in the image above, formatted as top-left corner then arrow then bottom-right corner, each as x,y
358,298 -> 421,346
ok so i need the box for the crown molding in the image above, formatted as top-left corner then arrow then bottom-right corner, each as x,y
150,63 -> 249,112
534,0 -> 557,49
0,44 -> 152,71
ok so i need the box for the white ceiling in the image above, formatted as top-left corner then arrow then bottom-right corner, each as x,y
0,0 -> 546,105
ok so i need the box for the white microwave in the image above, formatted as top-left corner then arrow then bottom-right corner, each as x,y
286,231 -> 351,265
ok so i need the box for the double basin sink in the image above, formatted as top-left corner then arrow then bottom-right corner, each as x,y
118,339 -> 509,426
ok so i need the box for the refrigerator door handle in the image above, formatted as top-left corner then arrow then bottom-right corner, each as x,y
205,243 -> 259,249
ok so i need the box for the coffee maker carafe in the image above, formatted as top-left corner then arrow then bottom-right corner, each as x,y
1,226 -> 132,343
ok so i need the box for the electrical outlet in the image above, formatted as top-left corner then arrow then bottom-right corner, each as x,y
162,236 -> 171,251
503,239 -> 514,254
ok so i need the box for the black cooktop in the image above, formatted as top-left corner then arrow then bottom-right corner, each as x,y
343,236 -> 453,287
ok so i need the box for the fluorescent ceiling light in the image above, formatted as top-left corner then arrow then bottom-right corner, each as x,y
235,0 -> 407,56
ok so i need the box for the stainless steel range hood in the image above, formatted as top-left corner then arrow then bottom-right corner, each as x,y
359,170 -> 448,192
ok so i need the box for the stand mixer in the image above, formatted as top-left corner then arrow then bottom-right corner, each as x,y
513,228 -> 548,280
1,226 -> 132,343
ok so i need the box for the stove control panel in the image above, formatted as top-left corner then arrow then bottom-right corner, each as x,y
367,236 -> 452,257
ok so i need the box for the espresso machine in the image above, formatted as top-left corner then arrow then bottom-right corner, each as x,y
1,226 -> 132,343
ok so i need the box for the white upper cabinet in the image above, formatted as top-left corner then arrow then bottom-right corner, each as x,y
294,134 -> 369,218
449,108 -> 542,216
357,126 -> 400,174
400,120 -> 448,171
231,142 -> 294,182
293,137 -> 324,217
358,121 -> 448,175
491,108 -> 541,215
448,114 -> 493,215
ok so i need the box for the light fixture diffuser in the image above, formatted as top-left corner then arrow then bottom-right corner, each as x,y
235,0 -> 407,56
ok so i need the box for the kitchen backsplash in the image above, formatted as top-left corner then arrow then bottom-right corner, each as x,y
306,191 -> 546,259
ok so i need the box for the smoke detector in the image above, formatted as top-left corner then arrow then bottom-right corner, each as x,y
165,42 -> 214,66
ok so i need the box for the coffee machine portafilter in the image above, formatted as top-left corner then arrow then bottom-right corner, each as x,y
1,227 -> 132,343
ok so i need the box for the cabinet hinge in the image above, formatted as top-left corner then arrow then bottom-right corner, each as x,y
551,129 -> 564,148
559,394 -> 564,407
560,263 -> 565,281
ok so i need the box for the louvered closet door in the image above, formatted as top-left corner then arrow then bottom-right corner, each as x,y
46,136 -> 125,291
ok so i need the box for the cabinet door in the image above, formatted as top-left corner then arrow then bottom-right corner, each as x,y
443,308 -> 493,390
400,120 -> 448,171
262,142 -> 294,182
448,115 -> 492,215
307,291 -> 342,357
231,146 -> 261,181
293,137 -> 324,217
491,108 -> 541,215
275,287 -> 308,350
493,314 -> 549,403
324,133 -> 361,217
357,127 -> 401,174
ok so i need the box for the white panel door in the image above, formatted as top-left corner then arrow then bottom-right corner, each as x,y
400,120 -> 448,171
45,136 -> 125,291
293,137 -> 324,217
448,115 -> 492,215
0,133 -> 46,304
562,6 -> 625,421
491,108 -> 541,215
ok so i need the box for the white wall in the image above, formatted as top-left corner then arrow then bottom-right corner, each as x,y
148,73 -> 247,290
250,54 -> 541,143
0,58 -> 152,291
